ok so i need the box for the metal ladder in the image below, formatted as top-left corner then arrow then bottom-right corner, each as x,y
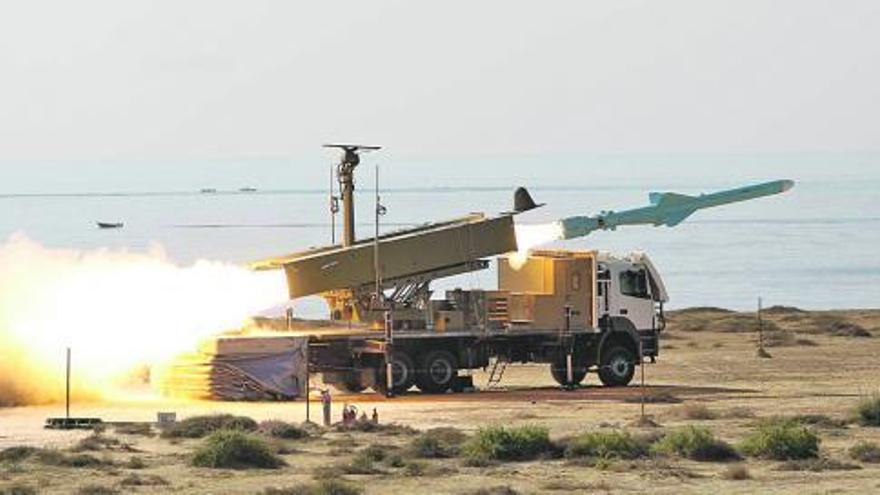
486,358 -> 509,388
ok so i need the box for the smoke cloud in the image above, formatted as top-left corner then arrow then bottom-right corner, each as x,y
0,234 -> 287,406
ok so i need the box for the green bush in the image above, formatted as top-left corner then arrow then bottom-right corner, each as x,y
651,426 -> 740,462
739,421 -> 819,460
162,414 -> 258,439
850,441 -> 880,463
263,480 -> 363,495
410,428 -> 467,458
260,420 -> 311,440
856,395 -> 880,426
191,429 -> 285,469
462,425 -> 554,462
564,430 -> 650,460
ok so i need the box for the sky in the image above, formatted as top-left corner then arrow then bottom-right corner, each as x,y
0,0 -> 878,167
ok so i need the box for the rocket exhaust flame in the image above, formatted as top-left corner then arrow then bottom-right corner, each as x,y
511,222 -> 564,269
0,234 -> 286,406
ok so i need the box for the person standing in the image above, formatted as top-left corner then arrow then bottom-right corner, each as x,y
320,389 -> 332,427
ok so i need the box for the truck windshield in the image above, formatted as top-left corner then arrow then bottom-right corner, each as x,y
619,269 -> 650,299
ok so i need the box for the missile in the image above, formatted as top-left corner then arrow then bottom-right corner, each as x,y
558,179 -> 795,240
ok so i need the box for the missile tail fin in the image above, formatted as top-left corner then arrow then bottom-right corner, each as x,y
662,208 -> 696,227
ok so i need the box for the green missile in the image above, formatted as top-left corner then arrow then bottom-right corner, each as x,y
559,179 -> 795,239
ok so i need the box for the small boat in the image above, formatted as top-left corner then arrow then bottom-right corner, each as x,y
96,222 -> 124,229
239,187 -> 258,193
200,188 -> 218,194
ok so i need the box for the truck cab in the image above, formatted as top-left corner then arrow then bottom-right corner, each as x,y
597,252 -> 668,359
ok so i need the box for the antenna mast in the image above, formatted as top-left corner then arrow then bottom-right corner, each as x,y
323,144 -> 381,247
329,165 -> 339,244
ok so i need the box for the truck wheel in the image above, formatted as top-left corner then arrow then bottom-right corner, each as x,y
550,360 -> 588,387
373,352 -> 417,395
598,346 -> 636,387
416,350 -> 457,394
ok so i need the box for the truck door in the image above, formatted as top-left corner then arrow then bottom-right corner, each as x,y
612,266 -> 655,331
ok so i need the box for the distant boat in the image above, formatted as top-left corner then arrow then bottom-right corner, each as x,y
200,188 -> 218,194
239,187 -> 258,193
96,222 -> 124,229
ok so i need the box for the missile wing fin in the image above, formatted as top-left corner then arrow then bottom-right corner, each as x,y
649,192 -> 696,207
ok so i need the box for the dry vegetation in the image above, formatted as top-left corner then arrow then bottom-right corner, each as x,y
2,308 -> 880,494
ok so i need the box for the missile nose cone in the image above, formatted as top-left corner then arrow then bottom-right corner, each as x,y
780,179 -> 795,192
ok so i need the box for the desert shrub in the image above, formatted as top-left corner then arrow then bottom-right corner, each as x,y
260,420 -> 311,440
402,460 -> 427,476
564,430 -> 650,460
410,427 -> 467,458
34,450 -> 112,468
849,441 -> 880,463
675,403 -> 718,420
721,464 -> 751,480
795,338 -> 818,347
75,485 -> 119,495
739,421 -> 819,460
723,407 -> 755,419
357,444 -> 395,463
0,447 -> 39,463
462,425 -> 554,462
72,433 -> 132,452
810,315 -> 872,337
856,395 -> 880,426
119,474 -> 170,487
263,480 -> 363,495
785,414 -> 848,429
341,455 -> 383,475
651,426 -> 740,462
114,423 -> 154,437
191,429 -> 285,469
126,456 -> 147,469
336,420 -> 418,436
0,484 -> 37,495
162,414 -> 258,439
776,458 -> 861,472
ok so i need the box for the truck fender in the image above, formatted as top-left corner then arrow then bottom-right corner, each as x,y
597,316 -> 641,365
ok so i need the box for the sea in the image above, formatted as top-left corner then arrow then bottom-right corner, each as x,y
1,151 -> 878,314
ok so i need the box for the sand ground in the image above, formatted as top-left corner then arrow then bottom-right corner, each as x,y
2,308 -> 880,494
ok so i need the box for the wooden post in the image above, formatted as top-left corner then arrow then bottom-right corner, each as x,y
639,339 -> 646,422
756,297 -> 771,358
564,305 -> 573,389
65,347 -> 71,421
305,344 -> 311,423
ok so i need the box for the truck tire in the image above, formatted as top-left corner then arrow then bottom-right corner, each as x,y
598,346 -> 636,387
373,352 -> 417,395
416,350 -> 457,394
550,360 -> 588,387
